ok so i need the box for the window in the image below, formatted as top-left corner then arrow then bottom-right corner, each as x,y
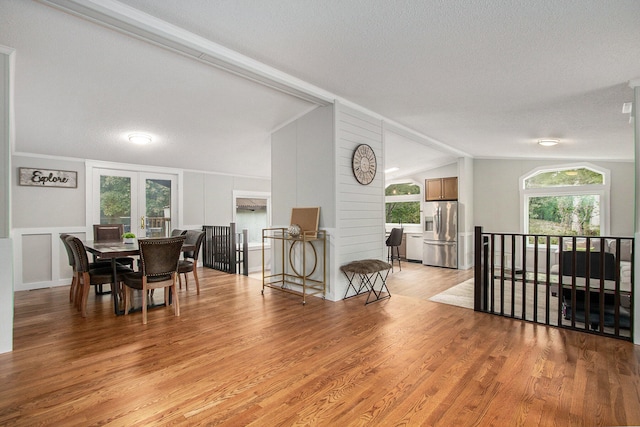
521,164 -> 609,244
385,182 -> 421,225
233,191 -> 270,245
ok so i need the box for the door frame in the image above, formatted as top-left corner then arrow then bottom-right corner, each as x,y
85,161 -> 183,239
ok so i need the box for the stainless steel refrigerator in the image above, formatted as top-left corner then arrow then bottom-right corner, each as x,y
423,201 -> 458,268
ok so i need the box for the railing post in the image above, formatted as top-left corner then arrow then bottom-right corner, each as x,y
230,222 -> 237,274
474,226 -> 485,311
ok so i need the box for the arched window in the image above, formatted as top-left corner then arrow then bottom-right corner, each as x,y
385,182 -> 421,225
520,163 -> 610,244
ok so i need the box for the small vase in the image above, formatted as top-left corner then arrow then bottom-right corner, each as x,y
124,238 -> 135,244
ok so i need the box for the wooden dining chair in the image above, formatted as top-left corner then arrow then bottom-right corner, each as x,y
65,235 -> 133,317
121,236 -> 186,324
177,230 -> 206,294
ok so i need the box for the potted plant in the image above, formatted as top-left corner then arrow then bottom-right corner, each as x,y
122,232 -> 136,244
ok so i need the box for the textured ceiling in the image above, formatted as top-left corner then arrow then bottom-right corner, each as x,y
2,0 -> 640,179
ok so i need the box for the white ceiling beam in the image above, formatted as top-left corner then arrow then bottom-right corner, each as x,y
40,0 -> 335,106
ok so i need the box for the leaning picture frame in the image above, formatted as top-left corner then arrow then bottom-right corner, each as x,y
290,207 -> 320,238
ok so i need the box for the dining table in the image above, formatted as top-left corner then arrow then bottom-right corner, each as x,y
83,239 -> 195,315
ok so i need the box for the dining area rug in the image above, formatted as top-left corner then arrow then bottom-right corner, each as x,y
428,279 -> 474,309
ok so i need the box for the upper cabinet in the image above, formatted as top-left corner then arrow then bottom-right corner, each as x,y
425,177 -> 458,201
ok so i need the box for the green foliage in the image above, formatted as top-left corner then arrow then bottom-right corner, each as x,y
386,201 -> 420,224
100,176 -> 131,219
100,176 -> 171,222
528,195 -> 600,237
385,183 -> 420,196
525,168 -> 603,188
145,179 -> 171,217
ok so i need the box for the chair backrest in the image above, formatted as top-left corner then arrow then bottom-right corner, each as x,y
60,233 -> 74,267
171,229 -> 186,237
560,251 -> 616,280
94,224 -> 124,242
65,235 -> 92,273
138,236 -> 186,277
386,228 -> 403,247
183,230 -> 205,261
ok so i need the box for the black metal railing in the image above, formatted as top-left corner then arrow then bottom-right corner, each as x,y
202,223 -> 249,275
474,226 -> 634,341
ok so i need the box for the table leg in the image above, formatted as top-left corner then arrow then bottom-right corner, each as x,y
111,259 -> 123,316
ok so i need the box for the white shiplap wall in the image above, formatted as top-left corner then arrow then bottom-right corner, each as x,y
332,102 -> 385,299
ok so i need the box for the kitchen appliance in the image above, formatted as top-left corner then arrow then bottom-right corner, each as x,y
423,201 -> 458,268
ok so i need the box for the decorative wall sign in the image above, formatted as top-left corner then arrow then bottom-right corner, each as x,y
18,168 -> 77,188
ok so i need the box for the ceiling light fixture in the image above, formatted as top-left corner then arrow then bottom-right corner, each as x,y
538,139 -> 559,147
128,133 -> 152,145
385,167 -> 399,174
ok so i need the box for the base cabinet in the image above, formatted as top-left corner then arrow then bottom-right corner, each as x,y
406,233 -> 423,261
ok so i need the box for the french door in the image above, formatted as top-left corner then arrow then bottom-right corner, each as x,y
92,168 -> 178,239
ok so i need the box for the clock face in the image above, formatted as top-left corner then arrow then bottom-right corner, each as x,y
352,144 -> 377,185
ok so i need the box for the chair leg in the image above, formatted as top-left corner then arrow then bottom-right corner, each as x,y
193,269 -> 200,295
142,280 -> 148,325
80,273 -> 90,318
395,246 -> 402,271
69,274 -> 77,303
172,276 -> 180,317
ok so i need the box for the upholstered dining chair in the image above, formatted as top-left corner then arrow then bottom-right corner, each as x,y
386,227 -> 404,272
177,230 -> 206,294
121,236 -> 185,324
60,233 -> 79,303
93,224 -> 136,270
65,235 -> 133,317
171,229 -> 187,237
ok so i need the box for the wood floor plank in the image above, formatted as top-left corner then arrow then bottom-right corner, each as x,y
0,263 -> 638,426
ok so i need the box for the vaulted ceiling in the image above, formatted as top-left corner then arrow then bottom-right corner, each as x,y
2,0 -> 639,180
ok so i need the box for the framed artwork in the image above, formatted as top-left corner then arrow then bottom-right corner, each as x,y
18,168 -> 78,188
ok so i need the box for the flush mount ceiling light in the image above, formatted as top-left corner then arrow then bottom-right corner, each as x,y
128,133 -> 152,145
538,139 -> 559,147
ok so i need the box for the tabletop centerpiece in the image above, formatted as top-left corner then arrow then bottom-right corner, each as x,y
122,232 -> 136,244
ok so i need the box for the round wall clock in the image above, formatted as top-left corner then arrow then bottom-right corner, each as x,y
352,143 -> 377,185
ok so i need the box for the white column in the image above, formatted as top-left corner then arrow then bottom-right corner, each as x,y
0,46 -> 14,353
631,79 -> 640,345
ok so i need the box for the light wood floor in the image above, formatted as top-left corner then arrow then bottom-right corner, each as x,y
1,262 -> 639,426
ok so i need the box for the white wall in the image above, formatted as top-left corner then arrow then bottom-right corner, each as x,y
334,102 -> 385,299
473,159 -> 634,236
272,105 -> 335,228
271,105 -> 335,297
12,156 -> 86,228
12,155 -> 271,291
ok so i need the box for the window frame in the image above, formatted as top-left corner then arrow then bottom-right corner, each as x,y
519,163 -> 610,244
385,180 -> 422,228
232,190 -> 271,248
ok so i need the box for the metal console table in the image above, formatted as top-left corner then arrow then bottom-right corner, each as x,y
262,228 -> 326,304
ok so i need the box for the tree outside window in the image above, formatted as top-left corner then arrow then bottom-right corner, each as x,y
522,165 -> 608,245
385,183 -> 421,224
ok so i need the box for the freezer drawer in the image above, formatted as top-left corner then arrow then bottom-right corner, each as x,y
423,241 -> 457,269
